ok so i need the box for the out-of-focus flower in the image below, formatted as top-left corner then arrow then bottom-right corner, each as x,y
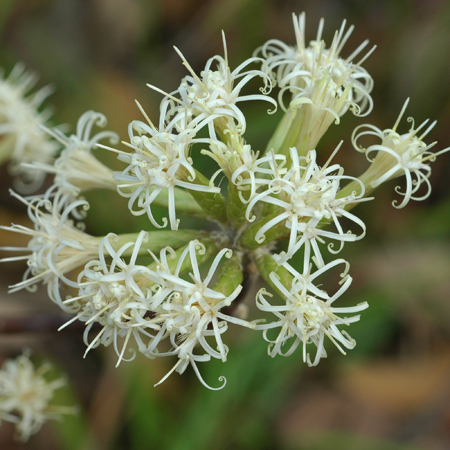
0,64 -> 60,192
0,351 -> 75,442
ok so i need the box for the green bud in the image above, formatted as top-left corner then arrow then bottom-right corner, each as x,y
226,182 -> 248,229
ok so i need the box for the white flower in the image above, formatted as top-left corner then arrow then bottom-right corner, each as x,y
352,98 -> 450,208
113,110 -> 220,230
229,147 -> 287,201
256,259 -> 368,366
60,231 -> 164,366
0,193 -> 99,311
151,33 -> 277,138
257,12 -> 374,116
27,111 -> 118,214
0,351 -> 75,442
144,240 -> 254,390
245,146 -> 368,266
0,64 -> 60,192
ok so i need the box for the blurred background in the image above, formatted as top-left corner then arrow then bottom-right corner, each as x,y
1,0 -> 450,448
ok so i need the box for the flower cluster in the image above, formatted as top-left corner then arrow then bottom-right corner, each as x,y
1,11 -> 448,397
255,258 -> 367,366
0,351 -> 75,442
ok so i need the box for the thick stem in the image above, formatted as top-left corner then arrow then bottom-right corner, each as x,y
114,229 -> 201,255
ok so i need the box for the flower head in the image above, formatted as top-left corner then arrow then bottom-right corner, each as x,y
229,147 -> 287,201
0,351 -> 75,442
245,146 -> 367,267
27,111 -> 118,214
352,98 -> 450,208
0,64 -> 60,192
256,259 -> 368,366
114,113 -> 220,230
144,240 -> 254,390
0,193 -> 99,310
61,231 -> 164,365
153,33 -> 277,138
257,12 -> 374,116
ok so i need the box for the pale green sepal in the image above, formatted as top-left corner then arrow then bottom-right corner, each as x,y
151,186 -> 207,220
264,109 -> 296,157
226,182 -> 248,230
212,252 -> 244,297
